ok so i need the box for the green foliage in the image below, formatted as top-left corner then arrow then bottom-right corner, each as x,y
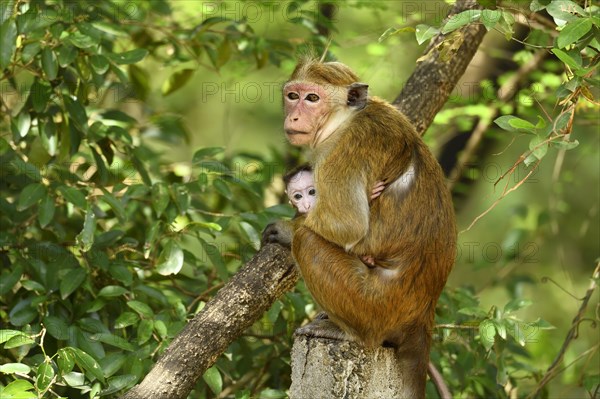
0,0 -> 316,397
1,0 -> 598,398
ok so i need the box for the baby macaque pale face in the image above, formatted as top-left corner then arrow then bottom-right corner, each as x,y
286,170 -> 316,214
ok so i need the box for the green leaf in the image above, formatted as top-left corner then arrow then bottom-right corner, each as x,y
192,147 -> 225,162
57,348 -> 75,374
137,319 -> 153,344
127,301 -> 154,318
0,18 -> 17,70
1,380 -> 36,397
16,112 -> 31,138
107,49 -> 148,65
35,362 -> 55,394
76,208 -> 96,251
494,115 -> 536,133
144,220 -> 161,259
59,268 -> 87,299
529,135 -> 548,161
17,183 -> 46,211
557,18 -> 593,48
173,184 -> 189,213
213,179 -> 232,199
114,312 -> 139,329
22,42 -> 41,64
378,26 -> 415,43
199,238 -> 228,280
551,138 -> 579,150
547,0 -> 584,25
99,188 -> 126,222
481,10 -> 502,31
185,221 -> 223,234
57,44 -> 77,67
458,307 -> 488,318
67,31 -> 98,48
504,298 -> 533,313
41,121 -> 58,156
0,265 -> 23,296
0,363 -> 31,374
532,318 -> 555,330
442,10 -> 481,34
68,347 -> 105,383
479,319 -> 496,350
90,54 -> 110,74
202,366 -> 223,395
43,316 -> 69,340
156,241 -> 184,276
552,48 -> 582,70
153,320 -> 167,339
415,24 -> 439,45
90,333 -> 134,351
63,371 -> 85,387
31,80 -> 51,113
239,221 -> 260,250
151,183 -> 170,217
102,374 -> 137,395
98,285 -> 128,297
508,117 -> 536,132
0,330 -> 32,345
64,96 -> 88,133
41,47 -> 58,80
162,69 -> 195,96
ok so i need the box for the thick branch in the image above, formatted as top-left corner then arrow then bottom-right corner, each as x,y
120,244 -> 297,399
394,0 -> 486,135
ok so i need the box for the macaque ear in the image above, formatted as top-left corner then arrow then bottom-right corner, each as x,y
347,83 -> 369,110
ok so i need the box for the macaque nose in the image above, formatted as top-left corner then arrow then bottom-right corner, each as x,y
303,200 -> 311,211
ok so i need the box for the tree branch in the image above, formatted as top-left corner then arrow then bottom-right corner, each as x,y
394,0 -> 486,135
120,244 -> 297,399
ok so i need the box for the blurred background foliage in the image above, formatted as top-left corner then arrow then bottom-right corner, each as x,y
0,0 -> 598,398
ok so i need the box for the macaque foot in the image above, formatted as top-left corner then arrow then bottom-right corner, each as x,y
261,221 -> 293,248
314,311 -> 329,320
295,318 -> 349,342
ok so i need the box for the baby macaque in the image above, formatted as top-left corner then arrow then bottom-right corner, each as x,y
284,164 -> 385,266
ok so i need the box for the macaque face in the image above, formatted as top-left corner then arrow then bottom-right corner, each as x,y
283,82 -> 344,146
286,170 -> 317,214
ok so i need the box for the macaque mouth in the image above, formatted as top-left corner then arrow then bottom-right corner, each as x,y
285,129 -> 308,136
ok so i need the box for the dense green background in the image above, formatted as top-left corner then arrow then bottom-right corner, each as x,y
0,1 -> 598,398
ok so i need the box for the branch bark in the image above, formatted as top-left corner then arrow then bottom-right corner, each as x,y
120,244 -> 297,399
393,0 -> 486,135
121,1 -> 488,398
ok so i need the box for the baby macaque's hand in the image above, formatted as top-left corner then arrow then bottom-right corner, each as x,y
371,181 -> 386,200
361,255 -> 376,267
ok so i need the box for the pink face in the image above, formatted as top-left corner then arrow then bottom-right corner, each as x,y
283,82 -> 337,146
286,170 -> 317,214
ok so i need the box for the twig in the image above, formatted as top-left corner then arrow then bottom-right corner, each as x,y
462,160 -> 540,233
527,262 -> 600,398
447,50 -> 548,191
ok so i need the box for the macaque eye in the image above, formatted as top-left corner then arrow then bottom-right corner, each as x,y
308,188 -> 316,196
293,193 -> 303,200
305,93 -> 320,102
287,92 -> 299,100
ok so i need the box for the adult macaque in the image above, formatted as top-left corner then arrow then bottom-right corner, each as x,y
264,58 -> 456,397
